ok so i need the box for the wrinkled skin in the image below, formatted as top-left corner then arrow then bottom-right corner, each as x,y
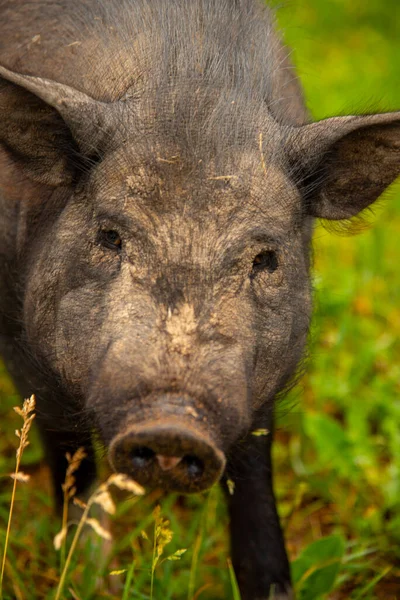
0,1 -> 399,598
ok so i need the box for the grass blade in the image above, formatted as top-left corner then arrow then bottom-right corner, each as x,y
352,566 -> 392,600
122,559 -> 136,600
227,558 -> 241,600
187,494 -> 210,600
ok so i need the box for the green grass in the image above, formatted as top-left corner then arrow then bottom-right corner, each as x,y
1,1 -> 399,598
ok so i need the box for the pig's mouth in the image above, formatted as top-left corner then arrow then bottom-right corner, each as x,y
108,420 -> 226,493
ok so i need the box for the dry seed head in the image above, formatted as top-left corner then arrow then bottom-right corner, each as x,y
10,472 -> 30,483
110,569 -> 127,576
62,447 -> 87,497
93,490 -> 116,515
14,395 -> 36,460
54,526 -> 68,551
86,518 -> 112,541
153,506 -> 173,562
73,497 -> 87,510
107,473 -> 145,495
167,548 -> 187,561
13,394 -> 36,418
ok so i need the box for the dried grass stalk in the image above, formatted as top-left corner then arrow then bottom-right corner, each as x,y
0,395 -> 36,596
55,470 -> 145,600
60,448 -> 87,568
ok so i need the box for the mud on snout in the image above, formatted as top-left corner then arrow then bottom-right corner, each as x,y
108,416 -> 226,493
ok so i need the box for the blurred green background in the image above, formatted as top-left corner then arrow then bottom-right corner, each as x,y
0,0 -> 399,598
274,0 -> 400,597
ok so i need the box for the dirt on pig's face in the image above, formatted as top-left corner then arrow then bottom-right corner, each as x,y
22,141 -> 312,487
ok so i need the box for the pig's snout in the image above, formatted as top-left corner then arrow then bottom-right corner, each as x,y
109,421 -> 226,493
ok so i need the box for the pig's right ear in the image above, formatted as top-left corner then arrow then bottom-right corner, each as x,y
0,65 -> 112,187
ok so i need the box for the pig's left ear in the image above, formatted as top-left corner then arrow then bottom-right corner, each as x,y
289,112 -> 400,219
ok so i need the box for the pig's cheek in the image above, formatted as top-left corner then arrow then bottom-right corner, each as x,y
54,287 -> 105,387
250,309 -> 295,404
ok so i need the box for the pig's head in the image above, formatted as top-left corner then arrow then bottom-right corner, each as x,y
1,65 -> 399,492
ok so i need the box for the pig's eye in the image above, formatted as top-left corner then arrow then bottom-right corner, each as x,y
251,250 -> 278,277
100,230 -> 122,251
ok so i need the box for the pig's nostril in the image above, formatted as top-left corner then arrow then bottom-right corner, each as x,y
110,421 -> 226,492
131,446 -> 155,469
183,455 -> 204,479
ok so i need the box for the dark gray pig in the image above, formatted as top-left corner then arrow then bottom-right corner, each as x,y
0,1 -> 399,598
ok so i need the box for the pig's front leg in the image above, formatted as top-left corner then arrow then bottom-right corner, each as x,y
35,397 -> 97,510
223,411 -> 292,600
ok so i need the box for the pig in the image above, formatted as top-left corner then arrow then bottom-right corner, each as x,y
0,1 -> 399,598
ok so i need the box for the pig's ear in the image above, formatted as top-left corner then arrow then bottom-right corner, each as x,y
0,65 -> 112,186
289,112 -> 400,219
